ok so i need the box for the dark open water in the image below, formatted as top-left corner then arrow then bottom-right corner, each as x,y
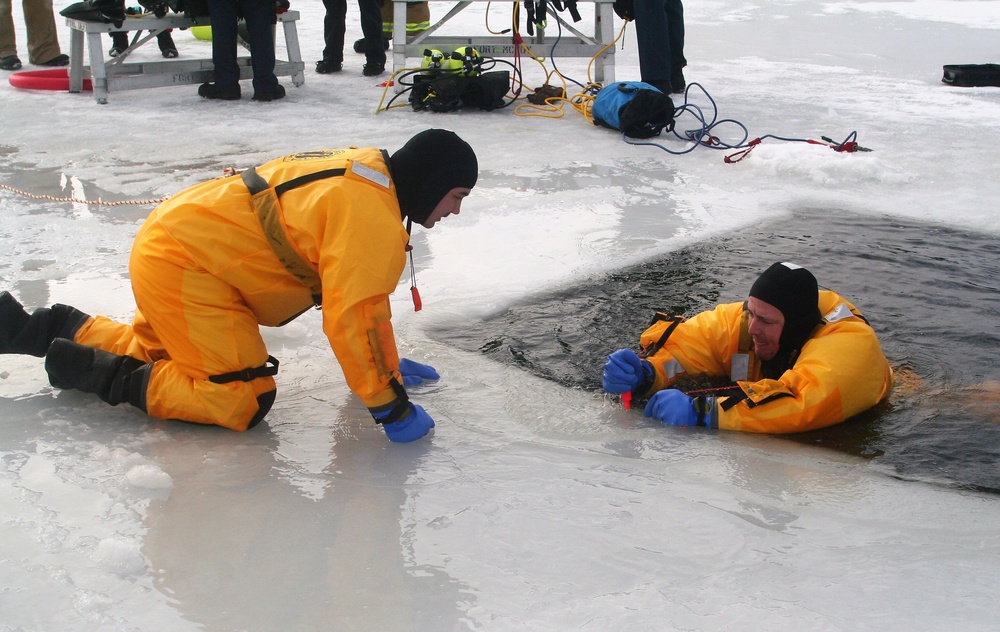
430,209 -> 1000,494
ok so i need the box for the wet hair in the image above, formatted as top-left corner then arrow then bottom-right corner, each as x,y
389,129 -> 478,224
748,262 -> 823,376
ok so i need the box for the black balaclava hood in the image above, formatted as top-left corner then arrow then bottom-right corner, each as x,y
389,129 -> 478,225
748,261 -> 823,376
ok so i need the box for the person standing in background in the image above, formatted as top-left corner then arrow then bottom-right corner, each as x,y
623,0 -> 686,94
348,1 -> 429,56
108,30 -> 178,59
199,0 -> 285,101
0,0 -> 69,70
315,0 -> 385,76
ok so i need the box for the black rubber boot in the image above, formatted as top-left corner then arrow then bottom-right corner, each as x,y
109,32 -> 129,57
1,291 -> 90,357
157,31 -> 178,58
45,339 -> 150,410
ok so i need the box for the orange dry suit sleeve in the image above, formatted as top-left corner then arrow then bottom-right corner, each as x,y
639,291 -> 894,434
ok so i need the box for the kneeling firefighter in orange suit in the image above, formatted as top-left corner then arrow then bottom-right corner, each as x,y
602,262 -> 894,433
0,129 -> 478,442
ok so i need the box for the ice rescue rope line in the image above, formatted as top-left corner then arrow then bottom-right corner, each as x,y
623,82 -> 873,159
0,168 -> 244,207
498,5 -> 874,160
0,182 -> 169,206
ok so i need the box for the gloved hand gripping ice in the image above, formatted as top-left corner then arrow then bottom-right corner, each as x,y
643,389 -> 700,426
399,358 -> 440,387
602,349 -> 653,393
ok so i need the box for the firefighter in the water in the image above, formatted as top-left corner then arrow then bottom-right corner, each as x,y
603,262 -> 894,433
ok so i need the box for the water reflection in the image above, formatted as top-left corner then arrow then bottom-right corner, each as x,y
140,391 -> 473,630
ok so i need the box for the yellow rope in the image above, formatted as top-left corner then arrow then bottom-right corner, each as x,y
514,20 -> 629,122
376,2 -> 630,120
375,65 -> 434,113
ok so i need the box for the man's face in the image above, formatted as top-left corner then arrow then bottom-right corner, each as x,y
746,297 -> 785,361
421,187 -> 472,228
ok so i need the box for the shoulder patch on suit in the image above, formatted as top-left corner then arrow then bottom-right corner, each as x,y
823,302 -> 855,323
350,161 -> 391,188
284,149 -> 347,162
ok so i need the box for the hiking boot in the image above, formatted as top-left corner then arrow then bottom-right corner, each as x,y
198,82 -> 241,100
670,69 -> 686,94
315,59 -> 342,74
39,53 -> 69,67
0,292 -> 90,358
0,55 -> 21,70
353,37 -> 389,54
158,31 -> 178,58
109,32 -> 128,57
45,338 -> 149,409
252,83 -> 286,101
362,62 -> 385,77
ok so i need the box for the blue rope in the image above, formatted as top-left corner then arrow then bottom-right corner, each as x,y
620,82 -> 866,157
621,82 -> 749,154
545,6 -> 587,91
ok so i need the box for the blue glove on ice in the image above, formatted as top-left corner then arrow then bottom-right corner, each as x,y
602,349 -> 652,393
643,389 -> 700,426
399,358 -> 440,387
380,403 -> 435,443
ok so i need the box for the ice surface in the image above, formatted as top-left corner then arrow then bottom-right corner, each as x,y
1,1 -> 999,630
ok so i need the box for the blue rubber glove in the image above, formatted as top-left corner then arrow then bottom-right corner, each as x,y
399,358 -> 440,387
643,389 -> 699,426
381,403 -> 435,443
602,349 -> 652,393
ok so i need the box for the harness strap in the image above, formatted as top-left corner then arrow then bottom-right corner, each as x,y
275,168 -> 347,198
738,307 -> 753,354
210,355 -> 280,384
242,166 -> 349,305
565,0 -> 581,21
241,165 -> 269,195
720,391 -> 747,411
370,376 -> 412,424
638,312 -> 684,358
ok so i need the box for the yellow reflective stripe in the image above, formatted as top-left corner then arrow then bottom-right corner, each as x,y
381,22 -> 430,35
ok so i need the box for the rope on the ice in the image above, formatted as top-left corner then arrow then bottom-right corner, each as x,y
0,182 -> 168,206
622,82 -> 873,160
0,168 -> 244,207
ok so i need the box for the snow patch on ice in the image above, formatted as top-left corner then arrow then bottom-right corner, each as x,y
825,1 -> 1000,30
94,536 -> 146,575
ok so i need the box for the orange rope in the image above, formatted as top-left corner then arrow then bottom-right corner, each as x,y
0,182 -> 168,206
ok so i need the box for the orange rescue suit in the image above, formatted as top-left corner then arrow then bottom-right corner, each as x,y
73,147 -> 411,430
638,290 -> 894,433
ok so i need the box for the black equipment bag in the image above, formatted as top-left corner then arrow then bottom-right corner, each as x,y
942,64 -> 1000,87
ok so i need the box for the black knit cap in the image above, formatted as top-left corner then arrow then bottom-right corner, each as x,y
389,129 -> 478,224
749,262 -> 823,358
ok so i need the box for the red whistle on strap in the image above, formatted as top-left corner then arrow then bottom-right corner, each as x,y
621,391 -> 632,410
411,285 -> 422,312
